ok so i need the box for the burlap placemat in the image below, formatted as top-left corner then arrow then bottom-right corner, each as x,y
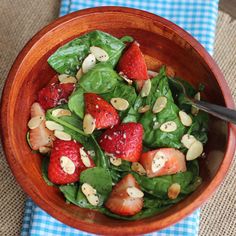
0,1 -> 235,235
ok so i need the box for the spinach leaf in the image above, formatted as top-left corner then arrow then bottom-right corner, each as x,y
68,86 -> 85,119
59,184 -> 80,206
41,157 -> 54,186
187,111 -> 209,144
91,135 -> 109,168
120,35 -> 134,43
101,81 -> 137,119
76,167 -> 113,207
79,63 -> 120,94
99,206 -> 169,221
110,159 -> 131,172
48,30 -> 125,75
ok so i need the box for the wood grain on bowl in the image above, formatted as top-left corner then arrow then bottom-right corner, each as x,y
0,7 -> 235,235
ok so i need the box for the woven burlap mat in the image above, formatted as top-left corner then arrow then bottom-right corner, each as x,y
0,1 -> 235,235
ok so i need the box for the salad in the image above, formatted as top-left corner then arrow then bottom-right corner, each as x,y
27,30 -> 208,220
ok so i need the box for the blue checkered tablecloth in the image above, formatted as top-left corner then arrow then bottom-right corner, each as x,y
21,0 -> 219,235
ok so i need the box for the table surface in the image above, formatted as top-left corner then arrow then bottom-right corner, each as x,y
0,1 -> 235,236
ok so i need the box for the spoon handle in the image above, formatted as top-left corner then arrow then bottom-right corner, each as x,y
192,100 -> 236,124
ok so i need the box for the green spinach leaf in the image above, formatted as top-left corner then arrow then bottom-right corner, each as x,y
48,30 -> 125,75
41,157 -> 54,186
59,184 -> 80,206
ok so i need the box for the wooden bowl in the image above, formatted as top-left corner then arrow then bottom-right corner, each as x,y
1,7 -> 235,235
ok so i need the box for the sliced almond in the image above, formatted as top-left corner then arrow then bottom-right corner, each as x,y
58,74 -> 69,82
160,121 -> 177,132
52,108 -> 72,117
82,53 -> 96,73
127,187 -> 144,198
168,183 -> 181,199
186,140 -> 203,161
54,130 -> 71,141
181,134 -> 197,149
119,72 -> 133,85
60,76 -> 77,84
76,68 -> 83,80
191,92 -> 200,115
45,121 -> 64,131
90,46 -> 109,62
140,79 -> 151,97
179,111 -> 192,126
60,155 -> 75,174
109,156 -> 122,166
79,148 -> 91,167
83,114 -> 96,134
81,183 -> 97,196
39,146 -> 51,154
138,105 -> 150,113
147,70 -> 158,79
152,96 -> 167,113
131,162 -> 146,175
28,116 -> 44,129
110,98 -> 129,111
86,194 -> 100,206
152,152 -> 167,172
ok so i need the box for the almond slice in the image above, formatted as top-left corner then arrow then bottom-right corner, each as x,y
140,79 -> 151,97
119,72 -> 133,85
127,187 -> 144,198
153,96 -> 167,113
90,46 -> 109,62
79,148 -> 91,167
109,156 -> 122,166
192,92 -> 200,115
138,105 -> 150,113
60,76 -> 77,84
54,130 -> 71,141
39,146 -> 51,154
181,134 -> 197,149
83,114 -> 96,134
147,70 -> 158,79
81,183 -> 97,195
110,98 -> 129,111
152,153 -> 167,172
186,140 -> 203,161
58,74 -> 69,82
160,121 -> 177,132
28,116 -> 44,129
86,194 -> 100,206
60,155 -> 75,174
179,111 -> 192,126
168,183 -> 181,199
153,121 -> 160,130
131,162 -> 146,175
52,109 -> 72,117
76,68 -> 83,80
45,121 -> 64,131
82,54 -> 96,73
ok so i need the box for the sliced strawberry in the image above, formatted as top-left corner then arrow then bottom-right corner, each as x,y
48,139 -> 95,184
99,122 -> 143,162
38,82 -> 75,110
140,148 -> 186,178
105,174 -> 143,216
117,42 -> 148,81
84,93 -> 120,129
29,102 -> 55,150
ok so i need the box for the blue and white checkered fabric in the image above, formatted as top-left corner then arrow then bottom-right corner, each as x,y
21,0 -> 219,235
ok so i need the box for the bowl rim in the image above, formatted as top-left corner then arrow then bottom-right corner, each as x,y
1,6 -> 235,235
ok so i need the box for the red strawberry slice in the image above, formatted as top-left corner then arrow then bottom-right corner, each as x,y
105,174 -> 143,216
29,102 -> 55,150
48,139 -> 95,185
117,42 -> 148,81
140,148 -> 186,178
84,93 -> 120,129
38,82 -> 75,110
99,122 -> 143,162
